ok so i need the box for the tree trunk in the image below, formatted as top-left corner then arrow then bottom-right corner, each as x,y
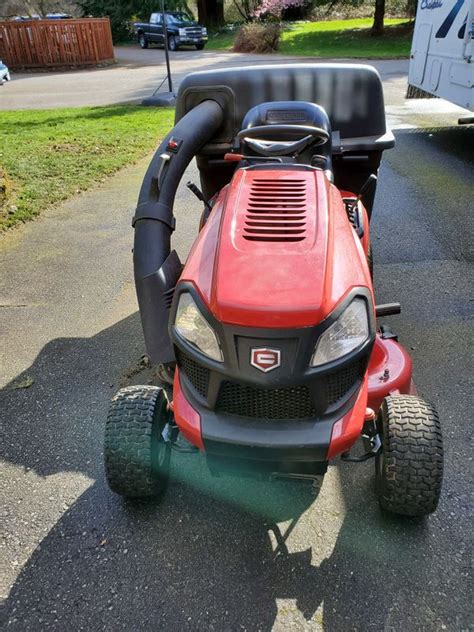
197,0 -> 224,26
407,0 -> 418,18
371,0 -> 385,36
215,0 -> 224,24
197,0 -> 207,24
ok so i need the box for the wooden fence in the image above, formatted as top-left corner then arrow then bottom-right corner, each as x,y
0,18 -> 115,70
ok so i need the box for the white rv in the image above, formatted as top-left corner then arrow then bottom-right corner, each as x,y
408,0 -> 473,111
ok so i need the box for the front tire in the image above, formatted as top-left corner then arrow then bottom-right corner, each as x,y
104,385 -> 171,498
195,42 -> 206,50
375,395 -> 443,516
167,35 -> 177,51
138,34 -> 148,49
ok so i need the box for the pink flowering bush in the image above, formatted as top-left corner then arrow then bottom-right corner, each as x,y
253,0 -> 305,20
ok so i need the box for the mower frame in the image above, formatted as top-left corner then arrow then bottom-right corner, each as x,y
103,63 -> 443,518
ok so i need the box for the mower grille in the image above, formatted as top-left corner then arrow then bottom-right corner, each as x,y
323,359 -> 365,407
216,382 -> 316,419
177,349 -> 365,417
176,350 -> 210,398
243,178 -> 307,243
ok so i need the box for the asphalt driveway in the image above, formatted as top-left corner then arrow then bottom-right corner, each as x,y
2,46 -> 469,132
0,61 -> 473,630
0,46 -> 408,110
1,47 -> 413,111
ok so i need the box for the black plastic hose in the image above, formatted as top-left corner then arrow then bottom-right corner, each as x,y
134,99 -> 224,278
133,99 -> 224,366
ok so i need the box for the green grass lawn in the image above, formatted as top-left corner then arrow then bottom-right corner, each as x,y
0,106 -> 174,230
208,18 -> 413,58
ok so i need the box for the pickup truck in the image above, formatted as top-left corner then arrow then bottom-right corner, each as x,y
134,12 -> 208,51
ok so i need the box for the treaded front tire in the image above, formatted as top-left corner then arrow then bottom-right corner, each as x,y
375,395 -> 443,516
104,385 -> 171,498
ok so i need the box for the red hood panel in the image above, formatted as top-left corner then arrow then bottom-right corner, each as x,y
181,168 -> 372,328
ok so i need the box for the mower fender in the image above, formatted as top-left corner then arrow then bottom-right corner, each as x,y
367,336 -> 414,412
327,379 -> 368,460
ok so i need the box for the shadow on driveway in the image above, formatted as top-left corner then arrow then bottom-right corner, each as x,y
2,313 -> 450,631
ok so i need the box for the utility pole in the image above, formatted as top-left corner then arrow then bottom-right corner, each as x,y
142,0 -> 176,105
161,0 -> 173,93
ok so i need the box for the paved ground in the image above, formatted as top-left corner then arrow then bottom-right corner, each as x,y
0,47 -> 412,110
0,60 -> 473,630
1,45 -> 470,130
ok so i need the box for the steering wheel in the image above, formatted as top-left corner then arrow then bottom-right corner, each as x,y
237,124 -> 330,157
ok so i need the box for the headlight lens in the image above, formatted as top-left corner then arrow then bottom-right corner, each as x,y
311,298 -> 369,366
174,293 -> 223,362
178,28 -> 186,37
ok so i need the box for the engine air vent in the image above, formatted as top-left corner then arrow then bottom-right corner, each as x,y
163,286 -> 176,310
243,178 -> 307,243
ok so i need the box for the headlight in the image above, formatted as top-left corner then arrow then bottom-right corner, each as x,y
311,298 -> 369,366
178,28 -> 186,37
202,27 -> 207,35
174,293 -> 223,362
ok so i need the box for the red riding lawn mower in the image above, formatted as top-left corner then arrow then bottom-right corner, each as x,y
104,64 -> 444,516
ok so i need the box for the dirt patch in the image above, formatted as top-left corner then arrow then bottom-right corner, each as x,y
117,354 -> 162,389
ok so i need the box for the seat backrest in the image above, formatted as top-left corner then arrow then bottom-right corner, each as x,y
242,100 -> 331,134
241,101 -> 333,174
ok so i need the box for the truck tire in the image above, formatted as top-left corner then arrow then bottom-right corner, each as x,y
138,33 -> 148,49
375,395 -> 443,516
196,42 -> 206,50
167,35 -> 177,51
104,385 -> 171,498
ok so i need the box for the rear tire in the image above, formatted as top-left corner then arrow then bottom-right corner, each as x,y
104,385 -> 171,498
138,34 -> 148,49
375,395 -> 443,516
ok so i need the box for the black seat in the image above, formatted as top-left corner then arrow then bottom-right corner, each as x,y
241,101 -> 333,174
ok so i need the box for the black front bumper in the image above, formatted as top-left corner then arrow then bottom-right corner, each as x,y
177,37 -> 208,45
177,362 -> 361,478
171,285 -> 375,475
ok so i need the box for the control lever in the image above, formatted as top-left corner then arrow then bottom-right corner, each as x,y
375,303 -> 401,317
224,153 -> 283,163
157,152 -> 171,189
357,174 -> 378,204
186,181 -> 211,212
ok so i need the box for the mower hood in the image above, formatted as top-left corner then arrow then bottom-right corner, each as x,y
181,166 -> 373,329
